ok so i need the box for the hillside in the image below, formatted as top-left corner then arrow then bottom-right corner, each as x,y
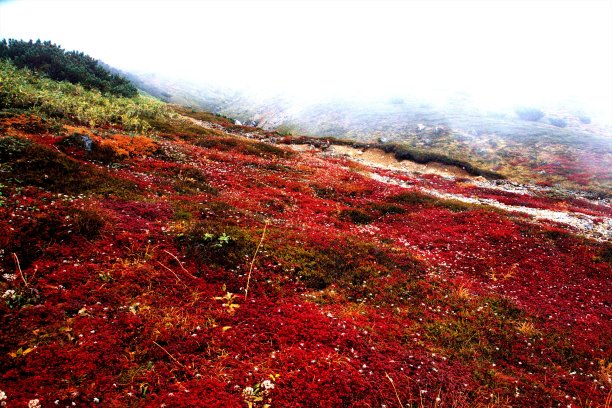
128,72 -> 612,194
0,59 -> 611,407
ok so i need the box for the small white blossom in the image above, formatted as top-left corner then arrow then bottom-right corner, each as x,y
2,289 -> 15,299
261,380 -> 275,390
28,399 -> 41,408
2,274 -> 16,281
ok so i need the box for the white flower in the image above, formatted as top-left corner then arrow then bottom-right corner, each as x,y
93,397 -> 100,403
28,399 -> 41,408
2,289 -> 15,299
2,274 -> 16,281
0,391 -> 6,401
261,380 -> 275,390
242,386 -> 254,396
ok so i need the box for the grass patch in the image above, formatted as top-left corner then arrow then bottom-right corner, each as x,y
390,191 -> 437,206
339,208 -> 373,224
273,237 -> 420,290
195,135 -> 293,159
389,191 -> 474,212
0,136 -> 141,199
71,207 -> 107,240
172,105 -> 234,126
312,185 -> 337,199
176,222 -> 257,270
369,202 -> 406,215
0,60 -> 168,131
423,295 -> 524,360
379,142 -> 504,179
170,166 -> 218,195
148,116 -> 229,139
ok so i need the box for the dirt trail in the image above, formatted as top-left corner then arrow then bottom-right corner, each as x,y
184,117 -> 611,241
324,145 -> 612,241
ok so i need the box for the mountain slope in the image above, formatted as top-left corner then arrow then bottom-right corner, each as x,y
0,59 -> 610,407
127,71 -> 612,194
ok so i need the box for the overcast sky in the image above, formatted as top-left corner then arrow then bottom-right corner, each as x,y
1,0 -> 611,116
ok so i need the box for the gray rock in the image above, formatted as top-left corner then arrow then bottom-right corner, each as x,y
80,135 -> 93,152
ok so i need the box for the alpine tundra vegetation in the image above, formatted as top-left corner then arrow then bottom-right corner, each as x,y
0,24 -> 610,408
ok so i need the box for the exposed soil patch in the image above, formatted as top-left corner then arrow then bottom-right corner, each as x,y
313,143 -> 611,241
326,145 -> 475,179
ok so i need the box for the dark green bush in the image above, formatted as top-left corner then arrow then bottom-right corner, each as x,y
72,208 -> 106,239
177,223 -> 257,270
0,39 -> 137,97
173,167 -> 218,195
0,136 -> 31,161
370,202 -> 406,215
339,209 -> 373,224
0,138 -> 140,199
274,237 -> 421,290
379,143 -> 503,179
390,191 -> 437,206
389,191 -> 472,212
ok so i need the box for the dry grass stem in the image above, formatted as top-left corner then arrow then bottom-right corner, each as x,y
245,220 -> 269,299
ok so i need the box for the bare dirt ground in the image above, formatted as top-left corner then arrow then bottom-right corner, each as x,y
321,145 -> 612,241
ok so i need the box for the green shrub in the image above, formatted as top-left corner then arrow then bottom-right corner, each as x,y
177,223 -> 257,270
390,191 -> 473,212
370,203 -> 406,215
0,136 -> 31,162
379,143 -> 503,179
0,60 -> 168,131
390,191 -> 437,206
172,167 -> 218,195
0,137 -> 140,199
274,237 -> 420,290
339,209 -> 373,224
312,185 -> 337,199
0,39 -> 137,97
72,207 -> 106,239
436,198 -> 473,212
196,136 -> 293,159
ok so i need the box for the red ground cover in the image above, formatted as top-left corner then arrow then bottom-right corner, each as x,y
0,117 -> 610,407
